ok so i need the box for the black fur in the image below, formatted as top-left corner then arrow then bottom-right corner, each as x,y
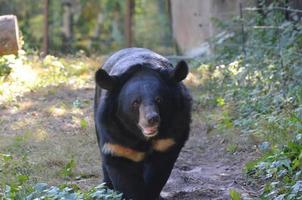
94,48 -> 192,200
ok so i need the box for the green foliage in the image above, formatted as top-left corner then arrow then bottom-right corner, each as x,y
0,0 -> 173,54
195,1 -> 302,199
229,189 -> 241,200
248,134 -> 302,199
2,183 -> 123,200
85,184 -> 123,200
0,153 -> 122,200
197,0 -> 302,144
0,153 -> 33,199
80,119 -> 88,129
0,53 -> 95,104
134,0 -> 173,52
0,53 -> 99,197
226,143 -> 237,154
60,159 -> 76,180
0,57 -> 12,78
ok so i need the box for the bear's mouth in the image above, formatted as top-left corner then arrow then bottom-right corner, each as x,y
139,125 -> 158,137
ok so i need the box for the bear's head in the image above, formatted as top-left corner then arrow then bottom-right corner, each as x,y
95,60 -> 188,139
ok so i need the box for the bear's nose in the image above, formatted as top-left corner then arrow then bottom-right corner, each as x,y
147,114 -> 160,125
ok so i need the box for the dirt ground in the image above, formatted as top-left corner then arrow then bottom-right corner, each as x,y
162,113 -> 258,200
0,74 -> 258,199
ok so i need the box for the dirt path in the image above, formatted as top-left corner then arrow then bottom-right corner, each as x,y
0,79 -> 257,199
162,113 -> 257,200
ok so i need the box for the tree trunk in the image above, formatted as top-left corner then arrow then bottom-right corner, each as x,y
62,0 -> 73,53
42,0 -> 49,56
0,15 -> 20,56
124,0 -> 134,47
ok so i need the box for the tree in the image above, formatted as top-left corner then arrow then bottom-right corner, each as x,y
62,0 -> 73,53
42,0 -> 49,56
125,0 -> 134,47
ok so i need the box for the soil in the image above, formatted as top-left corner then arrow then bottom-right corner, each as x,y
162,116 -> 258,200
0,79 -> 258,200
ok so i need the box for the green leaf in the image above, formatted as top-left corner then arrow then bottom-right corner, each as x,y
229,189 -> 241,200
73,99 -> 82,108
17,175 -> 29,184
216,97 -> 225,107
0,153 -> 13,161
61,159 -> 76,178
80,119 -> 88,129
34,183 -> 48,192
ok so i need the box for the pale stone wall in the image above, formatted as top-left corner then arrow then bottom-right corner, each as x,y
171,0 -> 255,56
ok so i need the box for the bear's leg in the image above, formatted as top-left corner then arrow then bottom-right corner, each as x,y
103,156 -> 146,200
102,164 -> 113,189
144,145 -> 183,199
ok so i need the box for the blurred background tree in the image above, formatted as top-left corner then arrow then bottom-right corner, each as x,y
0,0 -> 173,55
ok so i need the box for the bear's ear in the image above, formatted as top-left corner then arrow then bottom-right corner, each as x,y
170,60 -> 189,82
95,68 -> 118,90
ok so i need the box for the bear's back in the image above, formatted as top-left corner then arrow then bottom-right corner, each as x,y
102,48 -> 173,76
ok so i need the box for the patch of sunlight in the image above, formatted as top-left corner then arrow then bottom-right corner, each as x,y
245,70 -> 263,85
19,101 -> 34,111
68,62 -> 89,76
228,60 -> 243,76
216,97 -> 225,107
268,64 -> 275,70
72,116 -> 82,127
48,105 -> 67,117
72,107 -> 84,115
184,72 -> 201,86
0,53 -> 38,104
213,64 -> 225,79
197,64 -> 211,72
0,53 -> 98,105
43,55 -> 65,70
0,82 -> 22,104
7,105 -> 19,114
10,62 -> 38,86
197,64 -> 212,84
10,119 -> 30,131
34,128 -> 48,141
68,77 -> 87,89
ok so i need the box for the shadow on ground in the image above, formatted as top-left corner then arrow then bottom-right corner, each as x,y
0,83 -> 101,189
0,79 -> 257,198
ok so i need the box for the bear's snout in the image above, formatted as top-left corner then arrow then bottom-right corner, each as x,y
138,105 -> 160,137
147,113 -> 160,126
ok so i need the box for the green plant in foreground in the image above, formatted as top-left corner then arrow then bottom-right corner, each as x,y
0,152 -> 34,199
0,152 -> 123,200
0,56 -> 12,77
2,183 -> 123,200
196,1 -> 302,198
60,159 -> 76,180
248,134 -> 302,199
229,189 -> 241,200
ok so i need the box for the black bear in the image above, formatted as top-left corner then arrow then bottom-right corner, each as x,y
94,48 -> 191,200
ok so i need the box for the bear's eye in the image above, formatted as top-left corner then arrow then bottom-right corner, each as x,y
155,96 -> 162,104
132,100 -> 140,109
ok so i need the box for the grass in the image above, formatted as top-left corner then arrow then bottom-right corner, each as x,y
0,51 -> 102,105
1,53 -> 250,199
2,48 -> 298,199
0,52 -> 103,196
187,40 -> 302,198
